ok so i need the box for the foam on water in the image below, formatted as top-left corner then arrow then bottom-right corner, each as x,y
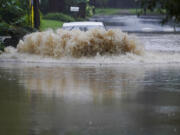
0,29 -> 180,64
1,47 -> 180,64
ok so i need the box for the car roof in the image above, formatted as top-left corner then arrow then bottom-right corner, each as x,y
63,22 -> 104,27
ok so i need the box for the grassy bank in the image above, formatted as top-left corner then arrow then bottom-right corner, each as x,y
40,13 -> 86,31
40,19 -> 63,31
129,9 -> 141,14
95,8 -> 166,16
94,8 -> 140,15
95,8 -> 121,15
129,8 -> 166,15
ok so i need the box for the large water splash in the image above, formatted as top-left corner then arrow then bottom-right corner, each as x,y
2,29 -> 180,64
17,29 -> 144,58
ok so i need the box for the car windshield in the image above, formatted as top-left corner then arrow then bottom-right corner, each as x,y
62,25 -> 105,31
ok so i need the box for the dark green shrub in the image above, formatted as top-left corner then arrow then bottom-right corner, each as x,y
0,0 -> 28,26
43,13 -> 75,22
86,5 -> 94,17
75,17 -> 86,21
0,22 -> 10,36
0,41 -> 5,51
0,22 -> 36,47
0,0 -> 34,47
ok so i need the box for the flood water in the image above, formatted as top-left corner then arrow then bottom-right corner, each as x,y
0,63 -> 180,135
0,15 -> 180,135
90,15 -> 180,32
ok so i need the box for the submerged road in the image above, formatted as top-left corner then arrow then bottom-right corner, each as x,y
90,15 -> 180,33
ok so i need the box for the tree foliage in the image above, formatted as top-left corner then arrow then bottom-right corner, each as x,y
40,0 -> 49,14
140,0 -> 180,23
0,0 -> 28,26
40,0 -> 89,14
0,0 -> 34,47
95,0 -> 108,7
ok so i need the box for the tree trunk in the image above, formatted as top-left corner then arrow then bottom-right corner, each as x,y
90,0 -> 96,14
34,0 -> 40,29
78,2 -> 86,18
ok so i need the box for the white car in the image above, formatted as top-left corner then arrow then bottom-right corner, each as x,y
62,22 -> 106,31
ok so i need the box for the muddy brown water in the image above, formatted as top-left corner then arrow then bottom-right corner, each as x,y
0,63 -> 180,135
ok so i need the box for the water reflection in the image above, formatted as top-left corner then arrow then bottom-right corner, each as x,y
0,63 -> 180,135
19,66 -> 145,104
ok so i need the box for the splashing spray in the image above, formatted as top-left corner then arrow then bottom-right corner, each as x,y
17,29 -> 144,58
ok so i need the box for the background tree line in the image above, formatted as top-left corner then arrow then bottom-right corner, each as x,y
41,0 -> 90,18
93,0 -> 136,8
0,0 -> 179,50
139,0 -> 180,23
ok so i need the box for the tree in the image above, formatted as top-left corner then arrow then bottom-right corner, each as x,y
40,0 -> 49,14
139,0 -> 180,23
94,0 -> 108,7
46,0 -> 89,18
48,0 -> 65,13
0,0 -> 34,47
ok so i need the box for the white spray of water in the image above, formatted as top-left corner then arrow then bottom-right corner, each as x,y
17,29 -> 144,58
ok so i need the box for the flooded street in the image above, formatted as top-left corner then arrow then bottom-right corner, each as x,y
90,15 -> 180,32
0,63 -> 180,135
0,15 -> 180,135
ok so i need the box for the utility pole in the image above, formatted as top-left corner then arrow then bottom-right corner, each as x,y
29,0 -> 40,29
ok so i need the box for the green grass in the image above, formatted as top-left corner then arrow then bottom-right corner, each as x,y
95,8 -> 166,16
129,8 -> 166,15
40,19 -> 63,31
95,8 -> 121,15
43,13 -> 75,22
129,9 -> 141,14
